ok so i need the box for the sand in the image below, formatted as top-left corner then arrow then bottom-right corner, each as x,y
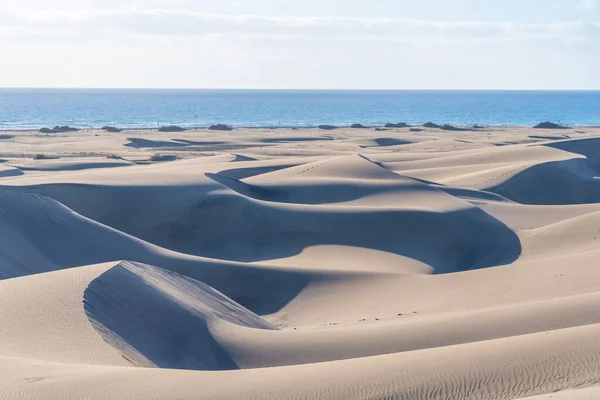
2,125 -> 600,399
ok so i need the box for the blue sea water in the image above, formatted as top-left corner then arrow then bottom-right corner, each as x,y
0,89 -> 599,129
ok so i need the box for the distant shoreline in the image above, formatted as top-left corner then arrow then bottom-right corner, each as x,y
2,88 -> 600,92
2,124 -> 600,133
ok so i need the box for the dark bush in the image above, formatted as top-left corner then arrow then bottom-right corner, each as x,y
208,124 -> 233,131
350,124 -> 368,129
384,122 -> 410,128
149,154 -> 177,162
158,125 -> 186,132
441,124 -> 468,131
534,122 -> 568,129
318,125 -> 337,130
102,126 -> 121,133
423,122 -> 442,128
39,127 -> 59,133
54,125 -> 79,132
39,125 -> 79,133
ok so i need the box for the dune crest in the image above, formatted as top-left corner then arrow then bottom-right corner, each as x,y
84,261 -> 275,370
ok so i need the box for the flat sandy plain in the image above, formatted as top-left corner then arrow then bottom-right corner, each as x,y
2,125 -> 600,399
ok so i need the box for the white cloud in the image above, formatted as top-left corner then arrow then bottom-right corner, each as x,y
0,5 -> 598,89
581,0 -> 599,9
0,8 -> 598,45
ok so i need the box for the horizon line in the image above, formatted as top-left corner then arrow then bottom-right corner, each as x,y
1,87 -> 600,92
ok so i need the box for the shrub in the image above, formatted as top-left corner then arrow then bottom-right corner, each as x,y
534,122 -> 568,129
53,125 -> 79,132
208,124 -> 233,131
158,125 -> 186,132
350,123 -> 368,129
318,125 -> 337,130
33,154 -> 47,160
39,125 -> 79,133
423,122 -> 442,128
150,153 -> 165,162
149,154 -> 177,162
384,122 -> 410,128
39,127 -> 59,133
102,126 -> 121,133
441,124 -> 467,131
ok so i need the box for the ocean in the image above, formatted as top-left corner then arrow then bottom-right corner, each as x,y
0,89 -> 599,130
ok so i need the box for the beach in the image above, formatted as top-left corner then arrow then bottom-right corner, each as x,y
2,125 -> 600,399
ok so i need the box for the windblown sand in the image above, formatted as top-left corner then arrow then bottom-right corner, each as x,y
2,126 -> 600,399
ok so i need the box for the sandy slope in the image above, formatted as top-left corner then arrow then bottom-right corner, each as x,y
2,126 -> 600,399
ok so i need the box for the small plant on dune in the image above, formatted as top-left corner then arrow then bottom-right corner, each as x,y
33,154 -> 47,160
102,126 -> 121,133
384,122 -> 410,128
39,127 -> 58,134
533,121 -> 568,130
149,153 -> 177,162
158,125 -> 186,132
318,124 -> 337,130
441,124 -> 468,131
39,125 -> 79,134
54,125 -> 79,132
423,122 -> 442,129
208,124 -> 233,131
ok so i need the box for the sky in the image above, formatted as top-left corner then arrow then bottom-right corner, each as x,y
0,0 -> 599,89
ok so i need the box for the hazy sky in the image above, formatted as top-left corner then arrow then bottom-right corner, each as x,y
0,0 -> 599,89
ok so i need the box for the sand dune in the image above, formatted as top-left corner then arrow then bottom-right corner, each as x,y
0,164 -> 23,177
2,126 -> 600,399
519,210 -> 600,259
470,201 -> 600,230
0,188 -> 320,315
3,324 -> 600,400
2,155 -> 521,273
7,157 -> 134,171
490,158 -> 600,205
545,137 -> 600,159
85,261 -> 275,370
